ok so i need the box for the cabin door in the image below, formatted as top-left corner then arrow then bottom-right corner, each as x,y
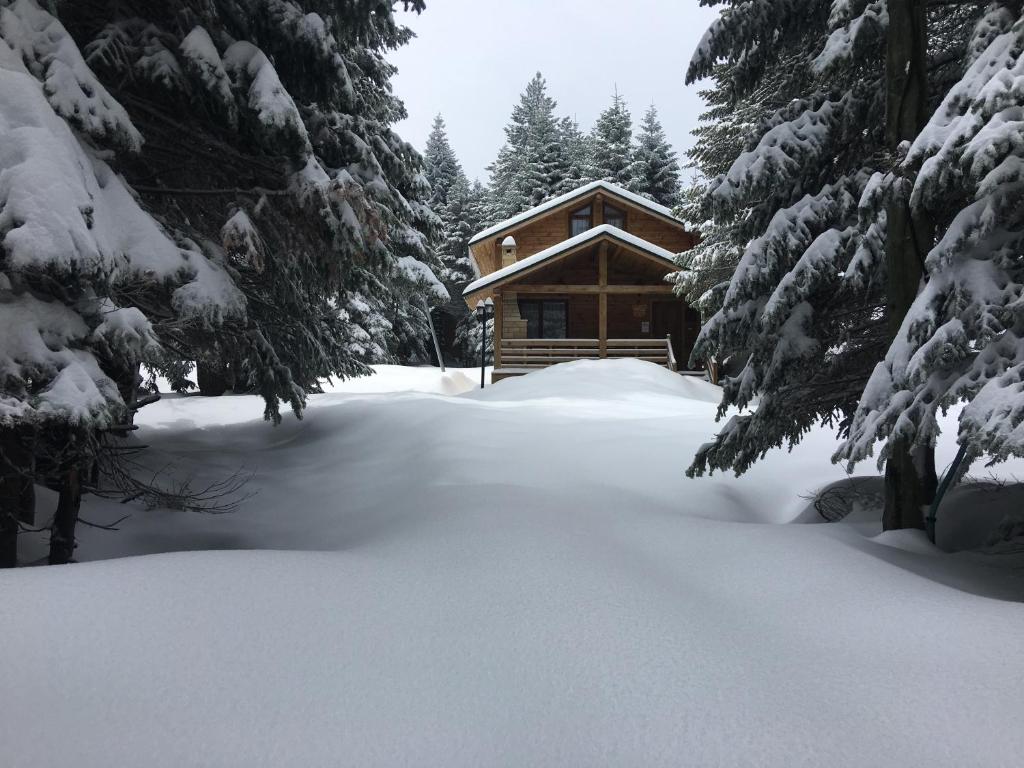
651,300 -> 700,369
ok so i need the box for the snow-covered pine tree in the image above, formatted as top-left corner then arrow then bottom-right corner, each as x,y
682,0 -> 985,529
838,4 -> 1024,491
452,180 -> 492,365
591,90 -> 634,187
671,64 -> 754,325
486,73 -> 569,220
627,105 -> 681,207
63,0 -> 443,384
423,116 -> 475,285
424,114 -> 463,211
422,115 -> 481,364
0,0 -> 246,564
557,116 -> 596,194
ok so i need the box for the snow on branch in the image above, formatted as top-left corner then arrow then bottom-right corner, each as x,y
839,9 -> 1024,467
812,1 -> 887,74
0,0 -> 142,152
0,292 -> 122,428
710,97 -> 849,212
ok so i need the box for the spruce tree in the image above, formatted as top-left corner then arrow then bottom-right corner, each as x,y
680,0 -> 983,530
487,73 -> 568,220
60,0 -> 443,383
627,105 -> 681,207
423,115 -> 474,286
591,90 -> 634,187
0,0 -> 439,564
838,4 -> 1024,488
0,0 -> 246,564
557,116 -> 596,194
453,180 -> 490,365
424,114 -> 463,210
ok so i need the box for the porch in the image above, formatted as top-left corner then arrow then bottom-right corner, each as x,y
493,337 -> 677,381
464,227 -> 702,382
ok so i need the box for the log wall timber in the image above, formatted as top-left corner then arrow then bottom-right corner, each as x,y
468,186 -> 695,279
598,244 -> 608,356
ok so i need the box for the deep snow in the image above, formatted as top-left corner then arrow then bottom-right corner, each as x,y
3,360 -> 1023,767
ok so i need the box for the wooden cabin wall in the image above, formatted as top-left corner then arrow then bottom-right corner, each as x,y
607,293 -> 653,338
625,209 -> 694,253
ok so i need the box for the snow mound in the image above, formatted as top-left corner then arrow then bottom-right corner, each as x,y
319,365 -> 477,395
477,358 -> 721,403
5,363 -> 1024,766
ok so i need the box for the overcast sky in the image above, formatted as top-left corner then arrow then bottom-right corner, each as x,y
389,1 -> 720,183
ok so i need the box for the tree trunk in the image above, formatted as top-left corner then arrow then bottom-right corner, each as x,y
197,359 -> 229,397
0,428 -> 35,568
882,0 -> 937,530
48,466 -> 81,565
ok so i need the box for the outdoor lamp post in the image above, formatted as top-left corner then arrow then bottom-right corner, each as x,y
476,297 -> 494,389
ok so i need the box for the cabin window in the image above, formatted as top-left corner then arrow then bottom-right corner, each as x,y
570,205 -> 592,237
519,299 -> 568,339
603,203 -> 626,230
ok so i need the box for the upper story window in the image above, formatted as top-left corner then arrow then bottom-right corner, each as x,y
603,203 -> 626,230
570,204 -> 592,237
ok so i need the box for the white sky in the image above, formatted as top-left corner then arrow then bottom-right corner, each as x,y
389,0 -> 719,183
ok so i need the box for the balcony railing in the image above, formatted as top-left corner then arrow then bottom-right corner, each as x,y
498,337 -> 676,371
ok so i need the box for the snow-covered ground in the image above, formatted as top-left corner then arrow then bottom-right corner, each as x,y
3,360 -> 1023,767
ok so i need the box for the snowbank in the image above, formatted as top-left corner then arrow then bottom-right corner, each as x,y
3,360 -> 1023,767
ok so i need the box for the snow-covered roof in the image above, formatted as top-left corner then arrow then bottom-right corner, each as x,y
468,181 -> 681,247
463,225 -> 678,296
501,235 -> 517,247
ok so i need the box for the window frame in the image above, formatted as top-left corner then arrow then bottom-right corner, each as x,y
518,299 -> 569,339
603,202 -> 626,231
569,204 -> 593,237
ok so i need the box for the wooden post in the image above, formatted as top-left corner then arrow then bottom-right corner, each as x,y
493,292 -> 503,369
593,194 -> 604,226
598,244 -> 608,357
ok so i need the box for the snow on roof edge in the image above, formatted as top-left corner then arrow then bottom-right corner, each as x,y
468,181 -> 680,247
463,225 -> 678,296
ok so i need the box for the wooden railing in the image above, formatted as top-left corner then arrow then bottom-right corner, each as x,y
499,338 -> 673,369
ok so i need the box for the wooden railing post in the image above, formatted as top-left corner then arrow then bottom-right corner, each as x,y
598,244 -> 608,358
665,334 -> 677,372
493,291 -> 503,369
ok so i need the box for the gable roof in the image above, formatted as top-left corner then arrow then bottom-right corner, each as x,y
463,224 -> 678,297
468,181 -> 682,247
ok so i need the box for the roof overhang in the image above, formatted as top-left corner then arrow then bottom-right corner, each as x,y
463,224 -> 678,300
468,180 -> 684,250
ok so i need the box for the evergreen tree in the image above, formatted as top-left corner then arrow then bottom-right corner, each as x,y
628,105 -> 681,207
423,115 -> 474,286
680,0 -> 981,530
0,0 -> 438,564
838,4 -> 1024,487
487,73 -> 568,220
557,116 -> 596,194
424,114 -> 463,210
62,0 -> 443,381
0,0 -> 246,565
591,90 -> 634,186
452,180 -> 490,365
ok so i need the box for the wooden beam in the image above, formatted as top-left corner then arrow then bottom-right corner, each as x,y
511,284 -> 675,294
463,231 -> 679,302
468,184 -> 689,254
593,193 -> 604,226
599,243 -> 608,357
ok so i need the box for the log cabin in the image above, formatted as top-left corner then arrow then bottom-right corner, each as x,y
462,180 -> 700,382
